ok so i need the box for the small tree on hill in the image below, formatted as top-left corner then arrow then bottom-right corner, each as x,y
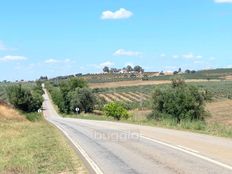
134,65 -> 144,73
126,65 -> 133,72
103,66 -> 110,73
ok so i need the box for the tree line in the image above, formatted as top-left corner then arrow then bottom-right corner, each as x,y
103,65 -> 144,73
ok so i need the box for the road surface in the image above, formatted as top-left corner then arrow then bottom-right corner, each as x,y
43,90 -> 232,174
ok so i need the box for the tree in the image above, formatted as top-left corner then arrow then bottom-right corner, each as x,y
7,84 -> 43,112
126,65 -> 133,72
150,79 -> 205,123
173,71 -> 178,75
159,71 -> 165,75
178,68 -> 182,73
59,77 -> 88,113
185,69 -> 191,74
191,70 -> 196,74
134,65 -> 144,73
103,66 -> 110,73
70,88 -> 96,113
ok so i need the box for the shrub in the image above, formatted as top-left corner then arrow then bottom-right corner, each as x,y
50,87 -> 66,113
69,88 -> 96,113
7,84 -> 43,112
103,102 -> 129,120
95,96 -> 107,111
149,79 -> 206,123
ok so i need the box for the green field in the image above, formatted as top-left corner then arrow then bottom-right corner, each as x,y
94,81 -> 232,103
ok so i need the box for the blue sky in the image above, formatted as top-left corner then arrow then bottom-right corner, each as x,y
0,0 -> 232,81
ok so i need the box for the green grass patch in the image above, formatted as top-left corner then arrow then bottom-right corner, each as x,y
0,115 -> 87,174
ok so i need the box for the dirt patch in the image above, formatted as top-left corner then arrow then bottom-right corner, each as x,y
206,99 -> 232,126
225,75 -> 232,80
89,79 -> 220,89
0,104 -> 25,122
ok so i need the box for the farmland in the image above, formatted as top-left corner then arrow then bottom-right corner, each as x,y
49,68 -> 232,84
93,80 -> 232,104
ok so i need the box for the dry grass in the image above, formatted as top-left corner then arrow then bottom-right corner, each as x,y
89,79 -> 220,89
225,75 -> 232,80
0,105 -> 87,174
0,105 -> 25,122
206,99 -> 232,126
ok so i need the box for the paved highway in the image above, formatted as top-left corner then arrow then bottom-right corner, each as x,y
43,89 -> 232,174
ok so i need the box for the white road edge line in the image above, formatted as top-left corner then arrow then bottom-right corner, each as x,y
51,122 -> 104,174
177,145 -> 199,154
141,135 -> 232,171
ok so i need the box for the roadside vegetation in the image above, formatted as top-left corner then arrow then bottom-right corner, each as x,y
46,77 -> 98,114
44,69 -> 232,138
6,82 -> 43,113
0,104 -> 86,173
48,76 -> 232,138
0,81 -> 87,173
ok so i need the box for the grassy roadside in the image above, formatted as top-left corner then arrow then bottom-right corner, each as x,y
0,105 -> 87,174
64,112 -> 232,138
45,88 -> 232,138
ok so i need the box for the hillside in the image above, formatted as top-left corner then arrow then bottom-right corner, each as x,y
0,103 -> 87,173
0,104 -> 25,122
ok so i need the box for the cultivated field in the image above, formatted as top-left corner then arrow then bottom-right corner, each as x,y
89,79 -> 220,89
94,80 -> 232,103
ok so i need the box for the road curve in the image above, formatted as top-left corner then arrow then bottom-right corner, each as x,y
42,90 -> 232,174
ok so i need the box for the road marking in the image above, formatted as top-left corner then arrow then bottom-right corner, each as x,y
177,145 -> 199,153
141,135 -> 232,171
52,123 -> 104,174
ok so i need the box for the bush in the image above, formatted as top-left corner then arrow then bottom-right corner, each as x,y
103,102 -> 129,120
69,88 -> 96,113
149,79 -> 206,123
95,96 -> 107,111
7,84 -> 43,112
50,87 -> 66,113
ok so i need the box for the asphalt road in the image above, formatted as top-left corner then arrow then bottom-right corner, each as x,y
43,90 -> 232,174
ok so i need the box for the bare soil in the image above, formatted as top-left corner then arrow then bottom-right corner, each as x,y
89,79 -> 220,89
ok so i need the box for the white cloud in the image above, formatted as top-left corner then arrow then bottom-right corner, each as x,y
182,53 -> 194,59
99,61 -> 114,67
101,8 -> 133,20
214,0 -> 232,3
182,53 -> 202,60
114,49 -> 141,57
90,61 -> 115,70
172,55 -> 179,59
160,53 -> 166,57
44,58 -> 71,64
0,55 -> 27,61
